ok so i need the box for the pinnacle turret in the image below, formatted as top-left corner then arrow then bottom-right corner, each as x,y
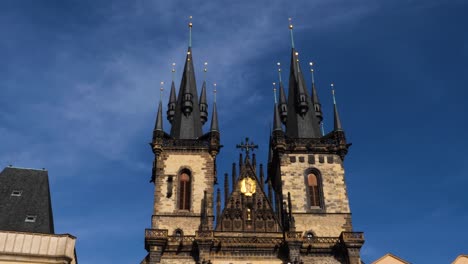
167,81 -> 176,123
332,83 -> 343,131
199,81 -> 208,124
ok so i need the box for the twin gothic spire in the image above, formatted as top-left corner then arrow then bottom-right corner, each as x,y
155,18 -> 345,140
274,19 -> 344,138
154,20 -> 218,139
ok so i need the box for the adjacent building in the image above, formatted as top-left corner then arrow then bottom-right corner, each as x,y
0,166 -> 77,264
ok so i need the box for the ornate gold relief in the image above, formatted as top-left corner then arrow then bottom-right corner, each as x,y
240,177 -> 256,196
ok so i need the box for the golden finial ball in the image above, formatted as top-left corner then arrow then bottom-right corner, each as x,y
309,62 -> 314,66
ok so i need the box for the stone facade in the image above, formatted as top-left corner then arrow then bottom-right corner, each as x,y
152,152 -> 215,235
279,153 -> 351,237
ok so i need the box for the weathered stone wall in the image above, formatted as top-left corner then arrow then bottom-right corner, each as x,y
280,153 -> 352,236
152,151 -> 215,235
293,213 -> 350,237
280,153 -> 350,213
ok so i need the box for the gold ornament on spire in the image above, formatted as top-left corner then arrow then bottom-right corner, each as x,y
188,16 -> 193,28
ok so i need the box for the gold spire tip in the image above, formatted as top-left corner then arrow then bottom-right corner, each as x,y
188,16 -> 193,27
288,18 -> 293,29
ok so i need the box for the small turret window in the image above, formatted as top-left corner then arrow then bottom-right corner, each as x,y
307,172 -> 321,207
178,169 -> 191,210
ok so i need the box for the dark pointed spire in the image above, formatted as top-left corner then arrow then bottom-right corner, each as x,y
155,101 -> 163,132
231,163 -> 237,191
332,83 -> 343,131
199,62 -> 208,125
239,153 -> 243,171
167,64 -> 177,123
287,192 -> 296,231
169,20 -> 203,139
284,21 -> 321,138
277,63 -> 288,124
273,102 -> 283,132
224,173 -> 229,206
252,153 -> 257,170
267,179 -> 273,204
154,82 -> 164,132
210,83 -> 219,132
200,190 -> 209,231
216,188 -> 221,223
309,62 -> 323,123
259,164 -> 265,189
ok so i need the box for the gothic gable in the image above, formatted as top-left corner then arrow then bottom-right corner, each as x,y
216,159 -> 280,232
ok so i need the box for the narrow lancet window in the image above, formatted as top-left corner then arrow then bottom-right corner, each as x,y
178,170 -> 191,210
307,173 -> 320,207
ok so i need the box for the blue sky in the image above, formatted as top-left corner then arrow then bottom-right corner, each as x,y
1,0 -> 467,263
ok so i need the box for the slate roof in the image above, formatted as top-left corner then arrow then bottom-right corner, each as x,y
0,167 -> 54,234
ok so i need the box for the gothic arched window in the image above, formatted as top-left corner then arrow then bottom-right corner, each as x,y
178,170 -> 191,210
307,172 -> 321,208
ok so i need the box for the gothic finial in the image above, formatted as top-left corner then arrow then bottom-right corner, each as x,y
273,82 -> 278,104
188,16 -> 193,47
267,179 -> 273,204
288,18 -> 295,49
277,62 -> 282,83
259,164 -> 265,187
200,190 -> 209,231
331,83 -> 336,105
216,188 -> 221,222
224,173 -> 229,206
232,163 -> 237,191
203,62 -> 208,77
213,83 -> 217,103
309,62 -> 315,84
171,62 -> 176,81
159,81 -> 164,101
252,153 -> 257,170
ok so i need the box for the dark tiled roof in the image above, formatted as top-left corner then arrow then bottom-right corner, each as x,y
0,167 -> 54,234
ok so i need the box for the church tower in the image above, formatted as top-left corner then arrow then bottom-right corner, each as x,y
142,18 -> 364,264
268,19 -> 364,263
144,19 -> 221,264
